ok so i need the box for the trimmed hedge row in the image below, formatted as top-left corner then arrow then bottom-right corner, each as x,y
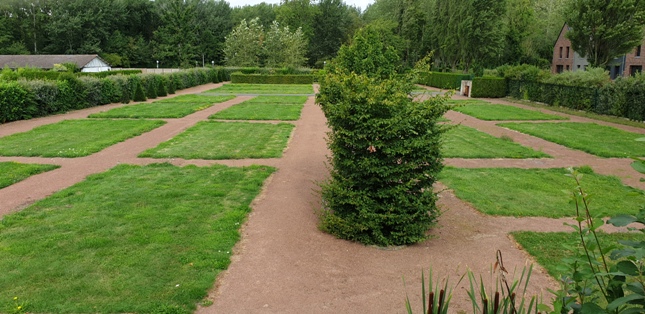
508,79 -> 645,121
0,67 -> 229,123
417,71 -> 473,89
231,72 -> 314,84
471,77 -> 507,98
2,69 -> 144,81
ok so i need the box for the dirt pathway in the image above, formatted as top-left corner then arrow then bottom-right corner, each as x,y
0,84 -> 643,312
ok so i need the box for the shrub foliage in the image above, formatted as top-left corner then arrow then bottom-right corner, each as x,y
317,26 -> 450,246
471,76 -> 507,98
417,71 -> 473,89
0,67 -> 227,123
231,73 -> 314,84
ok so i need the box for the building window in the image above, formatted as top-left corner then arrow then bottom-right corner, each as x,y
577,65 -> 581,69
631,65 -> 643,76
612,65 -> 621,79
637,45 -> 642,57
556,65 -> 564,73
559,47 -> 563,58
566,46 -> 570,58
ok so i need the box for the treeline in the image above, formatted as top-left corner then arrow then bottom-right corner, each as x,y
0,0 -> 362,69
0,0 -> 567,70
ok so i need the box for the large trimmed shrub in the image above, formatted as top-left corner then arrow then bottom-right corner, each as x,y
417,71 -> 473,89
471,76 -> 507,98
230,73 -> 314,84
0,81 -> 36,123
317,26 -> 450,246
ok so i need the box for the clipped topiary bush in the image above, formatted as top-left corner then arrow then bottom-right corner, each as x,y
128,75 -> 147,102
417,71 -> 473,89
317,26 -> 450,246
471,76 -> 507,98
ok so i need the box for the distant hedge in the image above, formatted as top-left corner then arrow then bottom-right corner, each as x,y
231,72 -> 314,84
471,77 -> 507,98
416,71 -> 473,89
508,78 -> 645,122
0,67 -> 228,124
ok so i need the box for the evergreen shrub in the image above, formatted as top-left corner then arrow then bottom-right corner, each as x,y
317,26 -> 450,246
417,71 -> 473,89
471,76 -> 507,98
128,75 -> 147,102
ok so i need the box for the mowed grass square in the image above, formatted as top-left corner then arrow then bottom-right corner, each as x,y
210,95 -> 306,120
0,162 -> 59,189
203,83 -> 313,95
0,163 -> 274,313
443,125 -> 549,158
440,167 -> 645,218
499,122 -> 645,157
512,231 -> 645,278
453,104 -> 567,121
139,121 -> 294,159
89,95 -> 234,118
0,119 -> 165,157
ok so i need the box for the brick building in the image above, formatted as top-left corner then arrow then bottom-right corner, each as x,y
552,23 -> 645,79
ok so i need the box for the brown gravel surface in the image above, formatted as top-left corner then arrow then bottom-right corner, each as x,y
1,83 -> 644,313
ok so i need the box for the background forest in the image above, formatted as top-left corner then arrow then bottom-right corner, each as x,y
0,0 -> 566,69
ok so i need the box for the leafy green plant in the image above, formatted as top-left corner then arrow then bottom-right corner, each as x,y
548,168 -> 645,314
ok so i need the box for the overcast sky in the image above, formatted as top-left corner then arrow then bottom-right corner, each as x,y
228,0 -> 374,11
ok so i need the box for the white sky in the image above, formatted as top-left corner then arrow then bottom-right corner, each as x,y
228,0 -> 374,11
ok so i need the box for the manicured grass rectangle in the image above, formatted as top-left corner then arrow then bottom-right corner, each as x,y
88,96 -> 234,119
512,231 -> 645,278
153,94 -> 234,104
139,121 -> 294,159
203,83 -> 314,95
440,167 -> 645,218
209,103 -> 304,121
453,104 -> 567,120
498,122 -> 645,158
443,125 -> 550,158
244,95 -> 308,104
0,162 -> 60,189
0,163 -> 274,313
0,119 -> 165,157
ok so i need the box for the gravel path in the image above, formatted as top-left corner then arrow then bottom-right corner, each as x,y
0,83 -> 643,313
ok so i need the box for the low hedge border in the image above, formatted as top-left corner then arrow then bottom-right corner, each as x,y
231,72 -> 314,84
471,77 -> 507,98
417,71 -> 473,89
0,67 -> 230,124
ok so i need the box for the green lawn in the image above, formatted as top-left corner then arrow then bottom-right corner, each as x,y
210,103 -> 303,121
0,163 -> 274,313
446,99 -> 491,105
139,121 -> 294,159
203,84 -> 314,95
498,122 -> 645,158
0,119 -> 165,157
443,125 -> 550,158
153,94 -> 234,104
440,167 -> 645,218
0,162 -> 60,189
453,104 -> 567,121
88,96 -> 234,118
512,231 -> 645,278
243,95 -> 308,104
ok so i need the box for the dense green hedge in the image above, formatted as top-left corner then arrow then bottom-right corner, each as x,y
507,79 -> 645,121
471,77 -> 507,98
231,72 -> 314,84
416,71 -> 473,89
0,67 -> 228,124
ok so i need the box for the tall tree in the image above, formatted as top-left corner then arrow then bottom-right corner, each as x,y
264,21 -> 307,68
459,0 -> 506,72
565,0 -> 645,67
223,18 -> 263,67
153,0 -> 199,68
309,0 -> 361,67
231,2 -> 277,28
